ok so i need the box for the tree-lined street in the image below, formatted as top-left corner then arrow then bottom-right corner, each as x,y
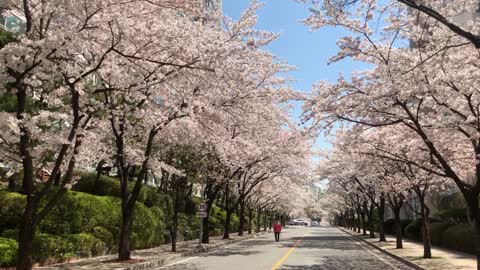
157,226 -> 413,270
1,0 -> 480,269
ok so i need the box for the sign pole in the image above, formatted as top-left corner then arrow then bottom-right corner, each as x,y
199,215 -> 203,247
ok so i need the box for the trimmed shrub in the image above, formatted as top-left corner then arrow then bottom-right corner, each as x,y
65,233 -> 106,258
438,192 -> 467,209
442,224 -> 475,254
0,237 -> 17,266
435,208 -> 468,224
72,172 -> 147,203
0,191 -> 25,232
382,219 -> 410,235
130,204 -> 165,250
429,222 -> 452,246
405,219 -> 422,241
92,226 -> 114,251
38,191 -> 121,235
33,233 -> 75,264
404,218 -> 439,241
384,219 -> 395,235
400,219 -> 412,235
0,229 -> 18,240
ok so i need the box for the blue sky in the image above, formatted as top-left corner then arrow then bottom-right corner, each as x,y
222,0 -> 367,150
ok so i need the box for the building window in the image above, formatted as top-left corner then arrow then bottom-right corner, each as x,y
205,0 -> 216,12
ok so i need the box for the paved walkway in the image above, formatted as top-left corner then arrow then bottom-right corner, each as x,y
343,228 -> 476,270
155,226 -> 414,270
36,232 -> 264,270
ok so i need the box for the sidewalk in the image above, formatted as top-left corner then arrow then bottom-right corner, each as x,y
36,231 -> 268,270
339,227 -> 476,270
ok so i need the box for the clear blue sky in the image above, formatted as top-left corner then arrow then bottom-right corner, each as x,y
222,0 -> 368,151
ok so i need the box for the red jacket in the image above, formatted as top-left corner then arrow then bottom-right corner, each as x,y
273,223 -> 282,233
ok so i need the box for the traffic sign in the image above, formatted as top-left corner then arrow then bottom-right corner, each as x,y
196,212 -> 208,218
198,202 -> 208,212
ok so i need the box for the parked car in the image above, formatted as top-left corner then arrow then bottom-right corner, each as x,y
293,219 -> 305,225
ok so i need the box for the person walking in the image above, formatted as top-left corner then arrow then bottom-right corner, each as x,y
273,220 -> 282,242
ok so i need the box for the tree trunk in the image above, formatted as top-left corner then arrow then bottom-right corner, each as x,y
248,208 -> 253,234
223,182 -> 232,239
360,208 -> 367,236
223,208 -> 232,239
238,200 -> 245,236
16,202 -> 35,270
378,196 -> 386,241
393,206 -> 403,249
16,127 -> 35,270
202,198 -> 215,244
8,174 -> 16,190
419,199 -> 432,258
356,208 -> 362,233
474,219 -> 480,270
118,206 -> 133,260
463,191 -> 480,270
256,207 -> 261,233
201,209 -> 210,244
171,211 -> 178,252
368,202 -> 376,238
263,209 -> 267,231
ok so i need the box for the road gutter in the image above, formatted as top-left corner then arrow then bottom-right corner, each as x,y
337,227 -> 425,270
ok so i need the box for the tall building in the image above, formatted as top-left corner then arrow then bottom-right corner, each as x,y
0,7 -> 24,33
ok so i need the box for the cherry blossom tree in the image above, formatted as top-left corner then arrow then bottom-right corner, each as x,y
300,0 -> 480,266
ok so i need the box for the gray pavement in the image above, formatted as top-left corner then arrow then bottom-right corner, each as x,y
154,226 -> 414,270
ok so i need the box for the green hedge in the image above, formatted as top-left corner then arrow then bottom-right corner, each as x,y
383,219 -> 411,236
435,208 -> 468,224
92,226 -> 114,251
0,190 -> 166,266
405,219 -> 422,241
429,222 -> 453,246
0,191 -> 25,231
442,224 -> 476,254
0,237 -> 17,266
72,172 -> 147,203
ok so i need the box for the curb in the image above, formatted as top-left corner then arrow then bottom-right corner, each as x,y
337,227 -> 425,270
121,233 -> 263,270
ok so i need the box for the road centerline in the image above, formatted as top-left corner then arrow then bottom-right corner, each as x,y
270,238 -> 303,270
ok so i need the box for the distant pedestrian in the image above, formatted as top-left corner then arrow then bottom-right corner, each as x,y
273,220 -> 282,242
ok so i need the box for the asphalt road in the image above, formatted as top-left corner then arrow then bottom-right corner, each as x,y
155,226 -> 414,270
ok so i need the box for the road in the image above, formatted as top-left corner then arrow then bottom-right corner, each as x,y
155,226 -> 414,270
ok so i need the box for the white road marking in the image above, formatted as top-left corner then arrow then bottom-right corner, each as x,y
155,234 -> 270,269
338,229 -> 398,270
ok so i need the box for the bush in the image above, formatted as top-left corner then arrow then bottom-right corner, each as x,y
404,218 -> 439,241
384,219 -> 395,235
92,226 -> 114,251
442,224 -> 475,254
0,237 -> 17,266
0,229 -> 18,240
0,191 -> 25,232
400,219 -> 412,235
0,189 -> 166,259
38,191 -> 121,236
382,219 -> 410,235
435,208 -> 468,224
130,204 -> 165,250
65,233 -> 106,258
429,222 -> 452,246
33,233 -> 75,264
72,172 -> 147,203
438,192 -> 467,209
405,219 -> 422,241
